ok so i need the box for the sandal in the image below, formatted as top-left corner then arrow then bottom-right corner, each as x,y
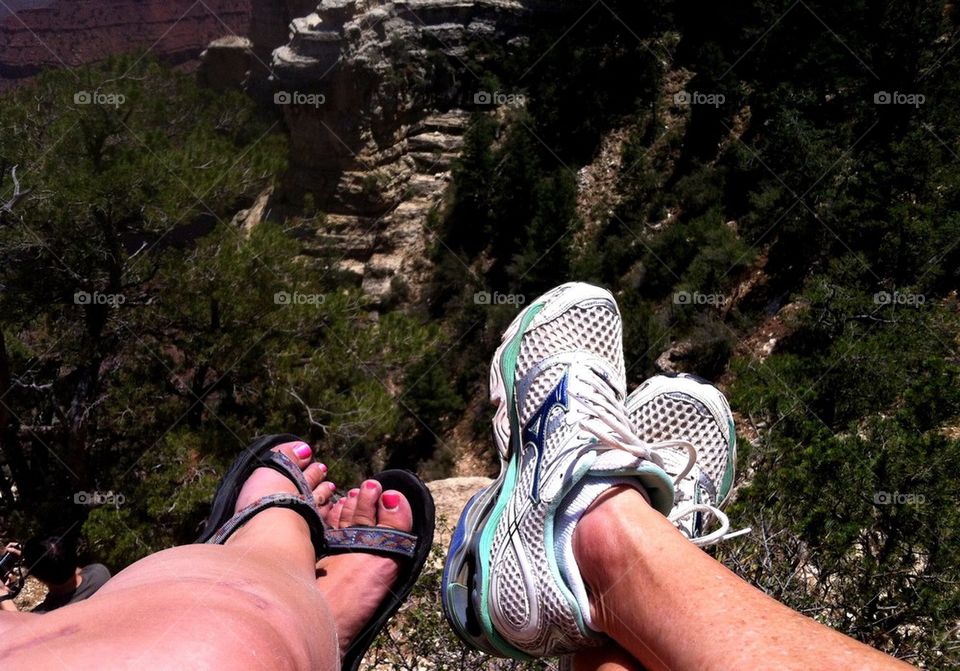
196,433 -> 327,554
330,469 -> 435,671
198,435 -> 436,671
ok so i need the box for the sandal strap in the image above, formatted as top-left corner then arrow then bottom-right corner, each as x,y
257,451 -> 316,502
207,493 -> 325,547
205,451 -> 320,545
325,527 -> 418,559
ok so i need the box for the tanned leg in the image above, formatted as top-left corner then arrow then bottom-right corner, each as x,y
572,487 -> 913,671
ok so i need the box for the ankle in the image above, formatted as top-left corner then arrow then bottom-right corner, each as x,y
572,485 -> 661,632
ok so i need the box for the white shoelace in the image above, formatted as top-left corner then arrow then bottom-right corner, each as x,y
568,365 -> 750,547
669,504 -> 751,546
664,456 -> 752,546
566,365 -> 696,482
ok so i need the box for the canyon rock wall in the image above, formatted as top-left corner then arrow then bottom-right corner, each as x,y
0,0 -> 545,306
270,0 -> 537,303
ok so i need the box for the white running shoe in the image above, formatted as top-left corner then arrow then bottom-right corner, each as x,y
442,283 -> 692,658
626,373 -> 748,546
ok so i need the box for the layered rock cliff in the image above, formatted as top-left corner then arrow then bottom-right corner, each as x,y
0,0 -> 54,20
0,0 -> 542,304
268,0 -> 537,303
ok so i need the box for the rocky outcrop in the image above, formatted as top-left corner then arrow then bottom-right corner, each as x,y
199,36 -> 254,91
249,0 -> 318,66
0,1 -> 54,21
233,186 -> 277,234
427,476 -> 491,535
300,110 -> 467,299
0,0 -> 250,85
269,0 -> 537,304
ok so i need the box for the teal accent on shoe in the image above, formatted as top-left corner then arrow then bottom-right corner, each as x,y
604,462 -> 676,516
544,456 -> 595,637
718,417 -> 736,502
475,302 -> 545,660
477,459 -> 530,659
501,304 -> 543,402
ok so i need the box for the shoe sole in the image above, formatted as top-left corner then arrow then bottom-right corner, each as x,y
442,283 -> 619,658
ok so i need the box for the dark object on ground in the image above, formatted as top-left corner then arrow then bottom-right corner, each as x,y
30,563 -> 111,612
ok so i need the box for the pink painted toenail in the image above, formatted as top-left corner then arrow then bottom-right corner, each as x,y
382,492 -> 400,509
326,481 -> 336,489
293,443 -> 312,459
349,489 -> 359,498
364,480 -> 379,490
318,463 -> 327,473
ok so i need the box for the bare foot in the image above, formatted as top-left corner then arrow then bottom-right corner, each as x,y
315,479 -> 412,654
225,440 -> 339,554
232,440 -> 337,513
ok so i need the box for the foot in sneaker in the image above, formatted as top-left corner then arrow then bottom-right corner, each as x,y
626,373 -> 748,545
442,283 -> 691,658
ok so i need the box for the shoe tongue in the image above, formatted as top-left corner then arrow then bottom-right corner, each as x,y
590,448 -> 642,472
658,446 -> 692,474
570,356 -> 625,400
582,450 -> 676,517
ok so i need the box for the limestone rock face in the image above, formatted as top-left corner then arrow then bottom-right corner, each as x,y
249,0 -> 319,63
269,0 -> 535,304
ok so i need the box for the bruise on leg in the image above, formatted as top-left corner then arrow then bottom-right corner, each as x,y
0,624 -> 82,661
213,579 -> 274,612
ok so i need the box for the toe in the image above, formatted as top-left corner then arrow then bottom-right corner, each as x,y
326,498 -> 344,528
273,440 -> 314,470
352,480 -> 382,527
377,490 -> 413,532
313,481 -> 337,507
338,488 -> 360,527
317,500 -> 334,520
302,462 -> 327,490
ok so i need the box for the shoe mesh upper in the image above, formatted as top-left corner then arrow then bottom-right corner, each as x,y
496,545 -> 529,628
516,306 -> 625,425
630,391 -> 730,492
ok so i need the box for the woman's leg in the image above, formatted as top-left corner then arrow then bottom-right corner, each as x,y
0,441 -> 412,670
572,486 -> 911,671
0,610 -> 36,636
